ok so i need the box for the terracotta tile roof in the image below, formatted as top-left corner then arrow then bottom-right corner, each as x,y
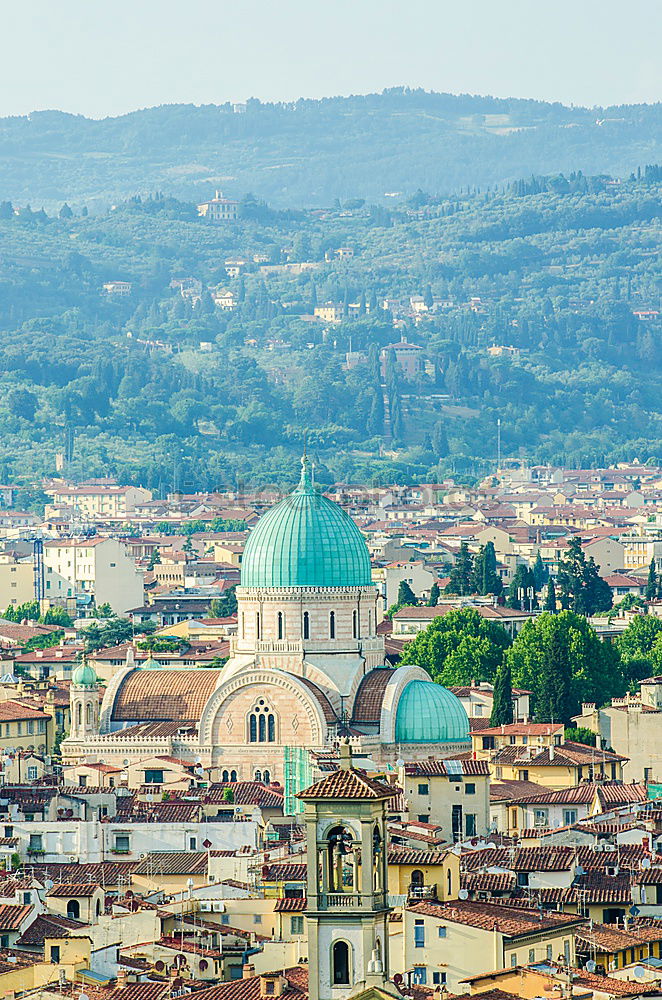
475,723 -> 563,737
298,767 -> 393,801
461,872 -> 517,893
191,965 -> 308,1000
597,783 -> 648,806
105,984 -> 172,1000
575,918 -> 662,952
0,903 -> 33,930
352,668 -> 394,723
461,844 -> 660,875
263,863 -> 307,882
132,851 -> 208,876
389,847 -> 451,866
490,780 -> 548,802
296,676 -> 337,723
408,899 -> 586,937
274,897 -> 307,911
204,781 -> 284,808
404,759 -> 490,777
0,701 -> 50,721
111,667 -> 222,722
20,862 -> 137,886
47,882 -> 100,897
17,912 -> 87,946
491,742 -> 626,766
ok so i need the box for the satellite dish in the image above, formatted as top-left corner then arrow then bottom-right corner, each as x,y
585,961 -> 597,974
79,993 -> 90,1000
396,759 -> 405,767
633,967 -> 646,980
641,858 -> 652,869
458,888 -> 469,900
574,865 -> 585,876
629,905 -> 641,916
44,878 -> 54,889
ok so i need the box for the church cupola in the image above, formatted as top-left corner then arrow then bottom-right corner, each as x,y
69,655 -> 100,740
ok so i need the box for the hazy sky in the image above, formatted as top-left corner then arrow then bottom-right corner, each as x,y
3,0 -> 660,118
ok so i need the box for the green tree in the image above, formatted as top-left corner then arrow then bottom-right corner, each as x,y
445,542 -> 474,596
397,581 -> 417,607
564,726 -> 597,747
557,538 -> 612,615
507,611 -> 624,720
473,542 -> 503,596
544,578 -> 557,612
399,608 -> 511,686
209,586 -> 238,618
490,659 -> 513,726
615,614 -> 662,687
7,388 -> 38,422
507,565 -> 536,610
431,421 -> 449,459
42,607 -> 73,626
646,558 -> 657,600
533,551 -> 549,591
428,582 -> 440,607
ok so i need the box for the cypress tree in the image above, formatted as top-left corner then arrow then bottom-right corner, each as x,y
538,618 -> 573,724
544,579 -> 557,612
397,581 -> 417,607
490,659 -> 513,726
646,558 -> 657,600
428,582 -> 440,607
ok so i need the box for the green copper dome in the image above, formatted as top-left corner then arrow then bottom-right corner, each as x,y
395,680 -> 470,743
241,458 -> 372,589
72,659 -> 98,688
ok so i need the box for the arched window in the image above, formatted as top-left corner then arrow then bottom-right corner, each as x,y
411,869 -> 424,887
249,703 -> 276,743
329,611 -> 335,639
277,612 -> 284,640
76,703 -> 82,727
303,611 -> 310,640
263,770 -> 271,784
255,770 -> 262,782
256,612 -> 261,640
96,897 -> 102,917
447,868 -> 452,897
332,941 -> 350,985
86,703 -> 92,726
230,769 -> 237,781
221,769 -> 229,782
67,900 -> 80,920
352,610 -> 358,639
327,826 -> 355,892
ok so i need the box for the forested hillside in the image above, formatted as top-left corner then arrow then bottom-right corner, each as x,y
1,90 -> 661,209
0,164 -> 660,492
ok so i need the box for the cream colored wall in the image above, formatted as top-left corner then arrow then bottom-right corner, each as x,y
402,774 -> 490,837
0,562 -> 34,607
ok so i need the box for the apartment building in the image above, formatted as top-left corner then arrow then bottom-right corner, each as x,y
43,538 -> 144,613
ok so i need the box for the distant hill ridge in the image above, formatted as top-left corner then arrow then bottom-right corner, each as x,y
1,89 -> 661,208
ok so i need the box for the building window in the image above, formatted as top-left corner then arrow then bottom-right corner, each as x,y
303,612 -> 310,639
114,834 -> 130,853
144,770 -> 164,784
329,611 -> 335,639
50,945 -> 61,963
222,770 -> 229,782
465,814 -> 477,837
438,926 -> 447,938
352,610 -> 358,639
510,954 -> 517,968
189,837 -> 197,850
433,973 -> 447,985
547,945 -> 553,960
534,809 -> 548,827
67,899 -> 80,920
277,612 -> 284,640
332,941 -> 350,985
414,919 -> 425,948
529,949 -> 535,963
412,967 -> 427,985
291,916 -> 304,934
230,769 -> 237,781
465,783 -> 476,795
249,701 -> 276,743
418,783 -> 429,796
28,834 -> 42,851
256,612 -> 261,640
27,766 -> 38,781
563,809 -> 578,826
564,941 -> 570,964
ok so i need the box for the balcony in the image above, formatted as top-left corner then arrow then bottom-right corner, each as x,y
407,883 -> 437,902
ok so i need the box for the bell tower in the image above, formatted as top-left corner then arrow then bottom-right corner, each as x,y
298,741 -> 399,1000
69,655 -> 100,741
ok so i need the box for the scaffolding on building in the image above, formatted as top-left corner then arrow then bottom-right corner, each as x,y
283,745 -> 313,816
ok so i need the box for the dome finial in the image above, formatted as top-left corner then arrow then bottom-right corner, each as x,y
298,433 -> 314,493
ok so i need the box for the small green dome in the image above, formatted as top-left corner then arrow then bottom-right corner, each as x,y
241,458 -> 372,589
395,680 -> 470,743
72,660 -> 98,688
